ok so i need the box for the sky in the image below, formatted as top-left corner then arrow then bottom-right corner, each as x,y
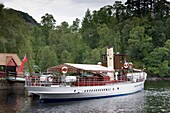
0,0 -> 123,25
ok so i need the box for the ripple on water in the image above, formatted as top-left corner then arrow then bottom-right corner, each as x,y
0,81 -> 170,113
144,88 -> 170,113
22,91 -> 147,113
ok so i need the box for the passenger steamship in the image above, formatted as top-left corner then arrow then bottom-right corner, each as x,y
25,47 -> 147,102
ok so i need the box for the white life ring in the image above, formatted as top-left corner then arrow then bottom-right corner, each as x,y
61,66 -> 68,74
124,62 -> 129,69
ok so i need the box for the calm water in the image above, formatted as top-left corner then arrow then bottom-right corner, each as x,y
0,81 -> 170,113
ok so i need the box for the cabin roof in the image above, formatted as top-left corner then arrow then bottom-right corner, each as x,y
47,63 -> 114,73
0,53 -> 22,66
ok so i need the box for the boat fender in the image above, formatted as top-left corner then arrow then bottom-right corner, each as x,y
26,76 -> 31,85
61,66 -> 68,74
47,76 -> 53,82
128,62 -> 133,69
26,76 -> 31,81
124,62 -> 129,69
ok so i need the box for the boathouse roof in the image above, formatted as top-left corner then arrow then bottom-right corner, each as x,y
0,53 -> 21,66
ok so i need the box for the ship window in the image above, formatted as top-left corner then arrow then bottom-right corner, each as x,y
113,88 -> 114,90
124,57 -> 126,62
120,56 -> 123,63
117,87 -> 119,90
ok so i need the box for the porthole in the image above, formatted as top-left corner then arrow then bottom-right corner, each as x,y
117,87 -> 119,90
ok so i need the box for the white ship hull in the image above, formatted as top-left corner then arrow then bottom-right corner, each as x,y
25,80 -> 145,101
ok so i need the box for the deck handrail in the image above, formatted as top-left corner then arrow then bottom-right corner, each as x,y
25,76 -> 130,87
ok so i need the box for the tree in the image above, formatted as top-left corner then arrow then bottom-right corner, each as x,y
144,47 -> 169,76
0,6 -> 7,52
93,5 -> 113,25
60,50 -> 72,63
121,22 -> 131,53
81,9 -> 99,48
89,48 -> 101,64
153,0 -> 170,18
165,18 -> 170,39
41,13 -> 56,45
151,20 -> 166,47
41,13 -> 56,29
97,24 -> 113,47
39,46 -> 58,71
128,25 -> 153,62
70,18 -> 80,33
113,1 -> 126,21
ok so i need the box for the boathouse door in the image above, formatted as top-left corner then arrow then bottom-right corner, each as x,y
6,57 -> 17,76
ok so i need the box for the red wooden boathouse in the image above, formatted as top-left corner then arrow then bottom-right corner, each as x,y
0,53 -> 22,78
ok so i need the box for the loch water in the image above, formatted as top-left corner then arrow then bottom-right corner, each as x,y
0,81 -> 169,113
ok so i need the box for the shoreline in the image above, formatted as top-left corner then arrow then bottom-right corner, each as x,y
146,77 -> 170,81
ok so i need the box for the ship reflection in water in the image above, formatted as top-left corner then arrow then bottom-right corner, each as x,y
0,81 -> 170,113
23,91 -> 145,113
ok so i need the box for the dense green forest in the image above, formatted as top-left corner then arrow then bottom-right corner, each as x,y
1,0 -> 170,77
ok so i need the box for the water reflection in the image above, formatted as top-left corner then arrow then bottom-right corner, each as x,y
0,89 -> 25,113
22,91 -> 145,113
0,81 -> 170,113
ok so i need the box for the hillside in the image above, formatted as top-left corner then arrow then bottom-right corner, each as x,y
6,8 -> 39,25
0,1 -> 170,77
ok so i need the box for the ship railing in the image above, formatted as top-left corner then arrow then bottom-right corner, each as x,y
0,71 -> 5,78
25,76 -> 128,87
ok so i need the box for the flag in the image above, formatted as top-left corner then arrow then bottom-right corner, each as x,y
22,54 -> 28,62
20,54 -> 28,71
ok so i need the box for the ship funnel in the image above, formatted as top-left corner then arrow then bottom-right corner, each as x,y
107,47 -> 114,69
107,47 -> 114,80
